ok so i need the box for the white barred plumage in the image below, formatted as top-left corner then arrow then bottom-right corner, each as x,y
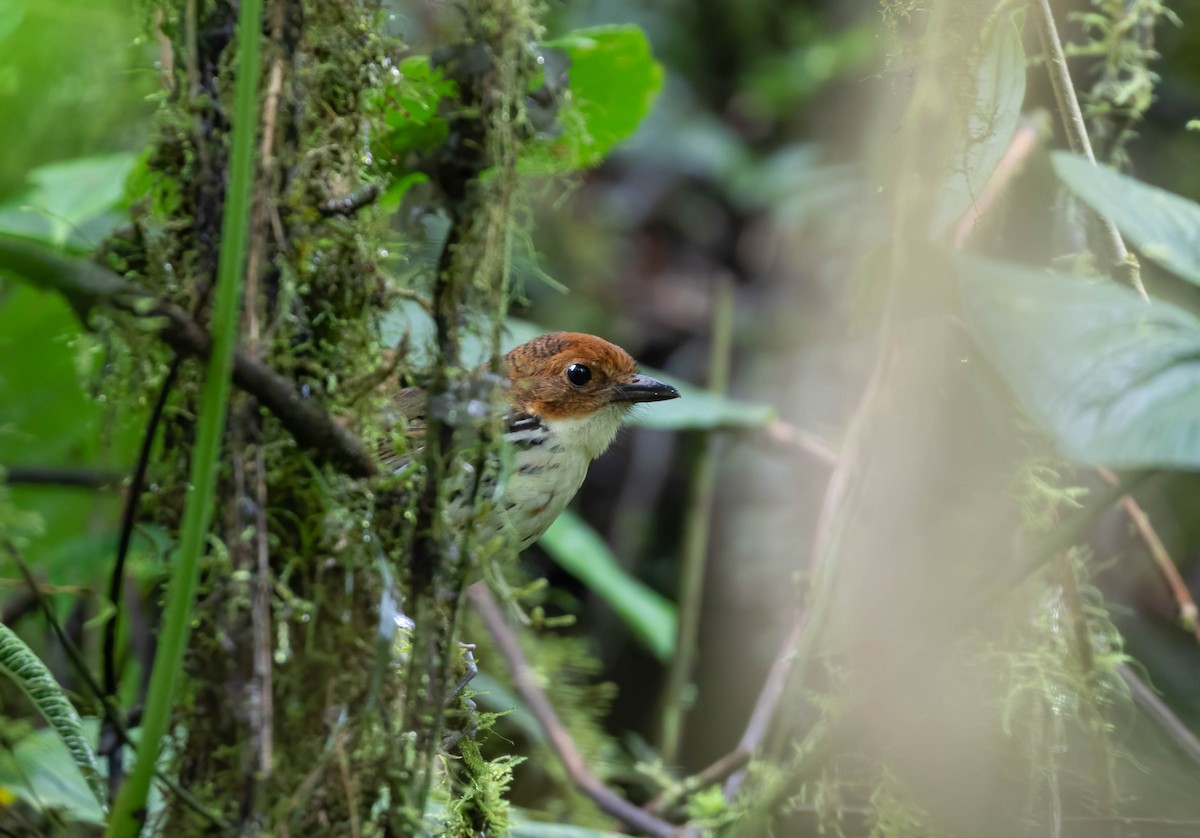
388,332 -> 679,552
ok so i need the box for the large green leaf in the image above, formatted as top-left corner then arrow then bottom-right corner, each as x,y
532,25 -> 664,173
931,10 -> 1025,237
960,255 -> 1200,468
0,0 -> 26,44
0,153 -> 136,247
0,723 -> 106,825
539,510 -> 676,662
1052,151 -> 1200,286
0,284 -> 126,585
0,624 -> 107,812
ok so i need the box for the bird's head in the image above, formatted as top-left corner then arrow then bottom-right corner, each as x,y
506,332 -> 679,460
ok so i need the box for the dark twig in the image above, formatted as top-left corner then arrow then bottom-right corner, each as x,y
102,358 -> 181,799
1097,467 -> 1200,645
468,584 -> 678,838
1,466 -> 122,489
0,234 -> 375,478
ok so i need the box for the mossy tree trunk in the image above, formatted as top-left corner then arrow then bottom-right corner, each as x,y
127,1 -> 398,831
103,0 -> 538,832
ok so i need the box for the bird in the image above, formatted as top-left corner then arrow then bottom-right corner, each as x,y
383,331 -> 680,553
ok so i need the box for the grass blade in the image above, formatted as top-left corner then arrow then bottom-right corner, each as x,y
104,0 -> 263,832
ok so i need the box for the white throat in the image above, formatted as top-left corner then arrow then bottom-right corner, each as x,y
544,404 -> 628,461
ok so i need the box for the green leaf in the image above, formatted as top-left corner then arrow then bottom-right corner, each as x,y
0,283 -> 127,585
630,373 -> 775,430
532,25 -> 664,173
1052,151 -> 1200,285
376,56 -> 456,158
0,623 -> 107,812
539,510 -> 676,662
470,672 -> 542,742
960,255 -> 1200,468
0,723 -> 106,825
0,0 -> 27,45
511,815 -> 627,838
0,152 -> 136,247
931,10 -> 1025,237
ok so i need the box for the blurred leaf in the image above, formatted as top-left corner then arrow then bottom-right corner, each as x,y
0,724 -> 105,825
0,0 -> 26,44
743,23 -> 877,116
0,284 -> 125,584
528,25 -> 663,173
511,816 -> 627,838
629,374 -> 775,430
377,172 -> 430,216
931,10 -> 1025,237
540,510 -> 676,662
471,672 -> 542,742
960,255 -> 1200,468
0,152 -> 136,247
0,624 -> 107,812
0,1 -> 151,198
1052,151 -> 1200,285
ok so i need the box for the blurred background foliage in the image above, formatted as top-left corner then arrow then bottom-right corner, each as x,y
6,0 -> 1200,834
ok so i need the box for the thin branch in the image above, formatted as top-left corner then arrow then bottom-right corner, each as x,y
1,466 -> 122,490
953,111 -> 1050,248
1031,0 -> 1144,296
1117,663 -> 1200,768
720,611 -> 810,801
467,584 -> 678,838
762,420 -> 838,467
1097,467 -> 1200,644
645,741 -> 751,817
103,358 -> 181,801
0,234 -> 376,478
722,258 -> 895,805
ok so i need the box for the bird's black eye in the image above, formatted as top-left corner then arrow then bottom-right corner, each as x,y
566,363 -> 592,387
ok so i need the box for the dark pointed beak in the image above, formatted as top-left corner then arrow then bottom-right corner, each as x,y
611,374 -> 680,404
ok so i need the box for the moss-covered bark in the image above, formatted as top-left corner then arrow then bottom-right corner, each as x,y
110,1 -> 399,832
97,0 -> 546,832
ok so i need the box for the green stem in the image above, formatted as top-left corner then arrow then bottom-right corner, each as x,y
105,0 -> 263,832
660,277 -> 734,763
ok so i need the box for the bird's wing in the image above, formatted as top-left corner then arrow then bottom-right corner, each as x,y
377,386 -> 427,472
376,387 -> 534,471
